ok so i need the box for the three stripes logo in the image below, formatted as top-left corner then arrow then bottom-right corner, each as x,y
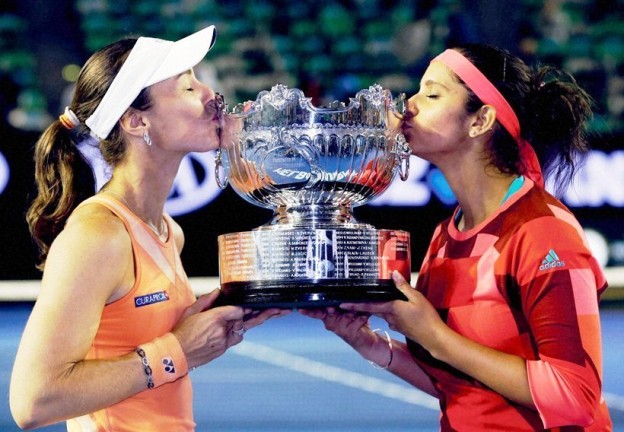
539,249 -> 565,271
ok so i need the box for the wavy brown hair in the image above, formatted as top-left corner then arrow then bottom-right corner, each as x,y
26,38 -> 152,269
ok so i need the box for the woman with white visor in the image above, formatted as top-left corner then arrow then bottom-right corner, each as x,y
10,26 -> 288,431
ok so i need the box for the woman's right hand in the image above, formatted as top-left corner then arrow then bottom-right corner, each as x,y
172,289 -> 247,369
173,290 -> 290,369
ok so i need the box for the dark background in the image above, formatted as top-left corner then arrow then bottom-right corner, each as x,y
1,0 -> 623,280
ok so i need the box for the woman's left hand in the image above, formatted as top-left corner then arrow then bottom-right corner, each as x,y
301,306 -> 398,366
340,271 -> 445,351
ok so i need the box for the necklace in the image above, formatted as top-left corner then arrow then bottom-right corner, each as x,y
101,189 -> 168,240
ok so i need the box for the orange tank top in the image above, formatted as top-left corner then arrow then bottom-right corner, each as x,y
66,195 -> 196,431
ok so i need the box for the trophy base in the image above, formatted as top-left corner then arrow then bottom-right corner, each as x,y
218,225 -> 410,309
215,278 -> 407,309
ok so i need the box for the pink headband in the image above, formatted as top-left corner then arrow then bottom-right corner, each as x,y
432,49 -> 544,187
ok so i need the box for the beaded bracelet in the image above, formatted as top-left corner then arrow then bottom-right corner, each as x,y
136,347 -> 155,389
369,328 -> 394,370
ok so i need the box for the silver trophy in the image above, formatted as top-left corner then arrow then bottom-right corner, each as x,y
215,84 -> 411,308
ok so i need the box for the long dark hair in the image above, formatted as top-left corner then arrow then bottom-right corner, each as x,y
455,44 -> 593,195
26,38 -> 152,269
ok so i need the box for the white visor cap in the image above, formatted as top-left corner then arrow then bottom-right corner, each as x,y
86,25 -> 217,140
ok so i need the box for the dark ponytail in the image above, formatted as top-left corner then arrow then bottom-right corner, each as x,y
526,66 -> 592,192
26,122 -> 95,268
455,44 -> 593,195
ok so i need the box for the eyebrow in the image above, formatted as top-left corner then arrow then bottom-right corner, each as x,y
174,70 -> 194,80
422,79 -> 449,90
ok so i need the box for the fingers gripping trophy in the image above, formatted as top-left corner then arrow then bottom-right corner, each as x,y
215,84 -> 412,308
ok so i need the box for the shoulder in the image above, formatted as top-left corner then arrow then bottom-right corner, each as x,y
510,187 -> 585,246
505,187 -> 586,252
62,202 -> 132,251
503,201 -> 600,283
42,203 -> 134,302
505,184 -> 565,219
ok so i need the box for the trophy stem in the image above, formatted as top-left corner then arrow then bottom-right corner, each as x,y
217,84 -> 412,308
267,204 -> 371,227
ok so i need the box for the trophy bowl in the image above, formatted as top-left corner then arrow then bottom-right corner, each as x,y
215,84 -> 411,308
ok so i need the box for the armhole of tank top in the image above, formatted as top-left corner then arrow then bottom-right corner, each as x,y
77,196 -> 142,303
162,213 -> 179,250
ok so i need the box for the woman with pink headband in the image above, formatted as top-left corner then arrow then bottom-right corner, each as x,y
10,27 -> 288,431
304,44 -> 612,430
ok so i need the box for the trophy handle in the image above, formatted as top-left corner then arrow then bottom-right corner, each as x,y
396,134 -> 411,181
215,148 -> 229,189
390,92 -> 406,117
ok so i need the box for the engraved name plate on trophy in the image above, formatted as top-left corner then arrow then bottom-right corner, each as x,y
215,84 -> 411,308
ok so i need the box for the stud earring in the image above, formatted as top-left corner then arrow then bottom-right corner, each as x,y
469,130 -> 476,137
143,130 -> 152,146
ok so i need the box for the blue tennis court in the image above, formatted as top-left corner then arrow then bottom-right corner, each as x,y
2,302 -> 623,431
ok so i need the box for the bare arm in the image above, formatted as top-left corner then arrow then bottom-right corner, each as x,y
340,271 -> 534,408
378,339 -> 439,397
10,210 -> 148,427
299,308 -> 438,398
9,208 -> 261,429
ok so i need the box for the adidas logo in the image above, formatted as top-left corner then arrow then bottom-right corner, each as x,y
539,249 -> 565,271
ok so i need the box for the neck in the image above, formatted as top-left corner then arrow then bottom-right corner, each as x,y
447,169 -> 518,232
100,172 -> 171,239
98,138 -> 183,238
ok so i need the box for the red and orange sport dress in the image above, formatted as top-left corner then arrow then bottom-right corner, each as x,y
410,178 -> 613,431
66,195 -> 197,431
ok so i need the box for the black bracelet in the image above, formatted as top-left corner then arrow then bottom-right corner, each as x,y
136,347 -> 155,389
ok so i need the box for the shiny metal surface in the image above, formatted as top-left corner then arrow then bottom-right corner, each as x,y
215,85 -> 411,307
217,84 -> 410,225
